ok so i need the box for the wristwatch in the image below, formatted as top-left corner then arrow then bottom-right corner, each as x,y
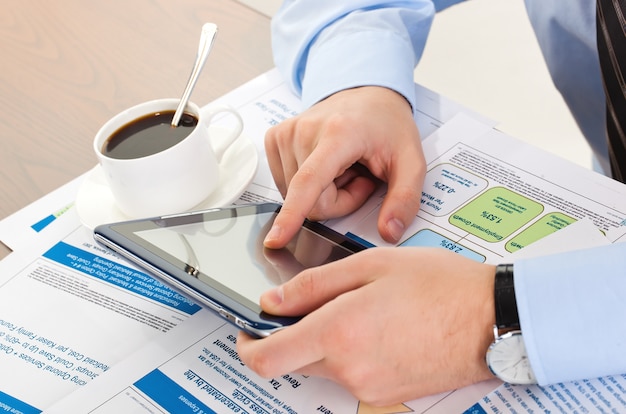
486,264 -> 537,384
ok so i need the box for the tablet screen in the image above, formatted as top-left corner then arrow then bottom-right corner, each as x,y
132,210 -> 355,307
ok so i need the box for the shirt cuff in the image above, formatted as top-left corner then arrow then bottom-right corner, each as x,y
300,30 -> 418,112
514,243 -> 626,385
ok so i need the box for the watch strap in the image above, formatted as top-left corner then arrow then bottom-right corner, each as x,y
494,264 -> 520,330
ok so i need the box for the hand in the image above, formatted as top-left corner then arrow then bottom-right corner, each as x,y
237,248 -> 497,406
263,86 -> 425,248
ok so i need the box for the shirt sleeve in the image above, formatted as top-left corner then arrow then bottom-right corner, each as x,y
271,1 -> 463,111
514,242 -> 626,385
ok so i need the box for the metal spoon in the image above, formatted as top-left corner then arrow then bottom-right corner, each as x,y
171,23 -> 218,127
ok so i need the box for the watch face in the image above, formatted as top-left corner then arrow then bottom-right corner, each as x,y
486,330 -> 537,385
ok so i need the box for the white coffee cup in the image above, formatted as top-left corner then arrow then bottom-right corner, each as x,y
93,98 -> 243,218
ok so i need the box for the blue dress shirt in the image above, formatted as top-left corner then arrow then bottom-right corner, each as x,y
272,0 -> 626,386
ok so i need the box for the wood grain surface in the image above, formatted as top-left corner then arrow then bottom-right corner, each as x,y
0,0 -> 273,258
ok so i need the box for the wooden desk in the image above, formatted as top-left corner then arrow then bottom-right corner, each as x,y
0,0 -> 273,259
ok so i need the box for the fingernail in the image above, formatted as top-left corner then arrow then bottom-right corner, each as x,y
386,218 -> 405,243
266,285 -> 284,305
264,225 -> 281,244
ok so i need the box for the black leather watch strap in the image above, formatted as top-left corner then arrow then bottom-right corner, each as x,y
494,264 -> 520,330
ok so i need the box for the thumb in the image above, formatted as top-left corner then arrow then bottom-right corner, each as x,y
259,266 -> 334,316
377,151 -> 425,244
258,251 -> 378,316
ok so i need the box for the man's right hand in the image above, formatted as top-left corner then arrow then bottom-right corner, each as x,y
263,86 -> 426,248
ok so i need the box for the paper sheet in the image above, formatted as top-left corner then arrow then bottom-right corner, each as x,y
0,209 -> 203,412
327,113 -> 626,261
0,174 -> 84,252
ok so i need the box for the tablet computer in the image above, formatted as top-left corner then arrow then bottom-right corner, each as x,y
93,202 -> 367,337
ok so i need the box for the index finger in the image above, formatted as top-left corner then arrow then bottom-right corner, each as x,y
264,142 -> 360,248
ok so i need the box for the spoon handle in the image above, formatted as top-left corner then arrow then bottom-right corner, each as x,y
171,23 -> 218,127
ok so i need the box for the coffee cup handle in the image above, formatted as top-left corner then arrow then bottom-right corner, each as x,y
202,104 -> 244,162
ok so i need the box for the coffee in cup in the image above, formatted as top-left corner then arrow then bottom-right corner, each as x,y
102,110 -> 198,160
93,98 -> 243,218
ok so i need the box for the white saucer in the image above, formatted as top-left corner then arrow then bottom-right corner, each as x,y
76,128 -> 258,229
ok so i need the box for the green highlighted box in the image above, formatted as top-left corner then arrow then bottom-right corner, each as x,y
449,187 -> 544,243
505,212 -> 576,252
